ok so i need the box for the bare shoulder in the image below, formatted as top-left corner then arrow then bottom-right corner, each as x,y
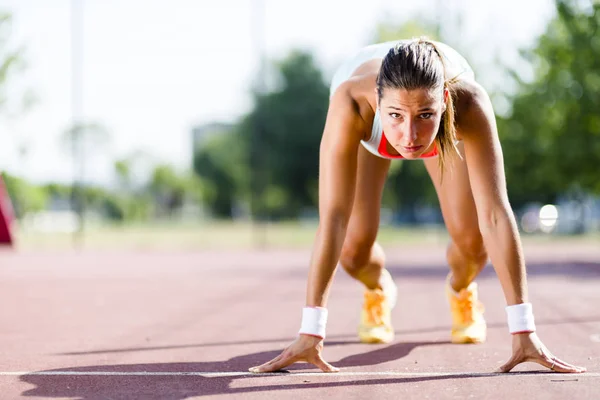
328,80 -> 365,127
452,78 -> 495,139
326,77 -> 374,142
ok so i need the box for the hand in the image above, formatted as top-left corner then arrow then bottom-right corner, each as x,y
249,334 -> 340,373
497,332 -> 586,373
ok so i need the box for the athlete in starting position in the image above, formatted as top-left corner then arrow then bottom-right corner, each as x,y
250,38 -> 586,374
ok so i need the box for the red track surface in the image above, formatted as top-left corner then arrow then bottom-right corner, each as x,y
0,241 -> 598,399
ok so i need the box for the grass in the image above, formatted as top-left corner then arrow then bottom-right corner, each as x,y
10,220 -> 599,251
11,220 -> 448,251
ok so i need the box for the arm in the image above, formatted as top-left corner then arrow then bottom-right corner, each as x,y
458,82 -> 527,306
459,80 -> 585,374
250,84 -> 366,374
306,85 -> 366,307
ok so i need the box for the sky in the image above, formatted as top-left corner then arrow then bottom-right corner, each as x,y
0,0 -> 555,186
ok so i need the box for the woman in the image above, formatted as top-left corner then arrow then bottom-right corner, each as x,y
249,38 -> 586,374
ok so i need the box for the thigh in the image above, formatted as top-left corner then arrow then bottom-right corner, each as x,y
423,142 -> 481,243
344,145 -> 391,248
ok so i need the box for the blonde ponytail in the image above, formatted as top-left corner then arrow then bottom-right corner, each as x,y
422,39 -> 462,177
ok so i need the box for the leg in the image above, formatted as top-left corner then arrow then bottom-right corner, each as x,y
339,145 -> 390,290
424,142 -> 487,344
424,142 -> 488,291
338,146 -> 396,344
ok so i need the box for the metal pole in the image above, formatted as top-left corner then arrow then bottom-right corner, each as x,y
251,0 -> 268,248
71,0 -> 84,248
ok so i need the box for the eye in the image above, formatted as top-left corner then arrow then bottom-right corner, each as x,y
389,113 -> 402,119
419,113 -> 433,119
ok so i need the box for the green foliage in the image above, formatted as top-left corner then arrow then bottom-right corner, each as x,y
499,1 -> 600,206
149,164 -> 201,217
245,50 -> 330,218
4,176 -> 154,224
100,193 -> 153,222
6,2 -> 598,226
382,161 -> 439,211
195,50 -> 330,219
114,160 -> 130,186
192,129 -> 247,218
43,182 -> 71,200
1,172 -> 49,217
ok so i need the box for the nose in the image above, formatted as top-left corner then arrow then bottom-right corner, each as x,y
401,122 -> 419,146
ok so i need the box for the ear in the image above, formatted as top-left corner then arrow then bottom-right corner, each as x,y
374,87 -> 380,109
442,87 -> 449,112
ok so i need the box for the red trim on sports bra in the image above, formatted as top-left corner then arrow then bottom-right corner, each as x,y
378,131 -> 439,159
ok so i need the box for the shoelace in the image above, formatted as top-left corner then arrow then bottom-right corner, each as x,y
364,291 -> 386,326
452,290 -> 484,324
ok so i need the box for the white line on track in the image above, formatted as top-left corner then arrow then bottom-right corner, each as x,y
0,371 -> 597,378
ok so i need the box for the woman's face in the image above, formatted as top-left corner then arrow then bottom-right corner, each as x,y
378,86 -> 447,159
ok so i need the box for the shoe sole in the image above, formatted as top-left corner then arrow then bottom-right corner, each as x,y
359,336 -> 395,344
451,337 -> 486,344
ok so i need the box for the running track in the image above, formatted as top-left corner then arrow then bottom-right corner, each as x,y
0,241 -> 598,399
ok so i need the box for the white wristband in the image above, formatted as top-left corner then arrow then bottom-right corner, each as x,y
506,303 -> 536,334
298,307 -> 328,339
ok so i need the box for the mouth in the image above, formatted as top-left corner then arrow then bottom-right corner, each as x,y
401,145 -> 424,154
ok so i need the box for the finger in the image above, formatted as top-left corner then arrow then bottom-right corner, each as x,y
533,355 -> 565,373
312,354 -> 340,373
250,353 -> 297,373
248,353 -> 285,373
535,347 -> 587,373
496,354 -> 522,373
546,357 -> 587,374
253,353 -> 284,369
262,353 -> 285,367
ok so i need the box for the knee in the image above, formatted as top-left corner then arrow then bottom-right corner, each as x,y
450,225 -> 487,261
340,238 -> 378,277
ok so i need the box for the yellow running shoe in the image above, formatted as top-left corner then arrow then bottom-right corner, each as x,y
358,269 -> 396,344
446,274 -> 487,344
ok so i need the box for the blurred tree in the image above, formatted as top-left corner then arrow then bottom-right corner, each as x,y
148,164 -> 201,218
192,50 -> 331,220
498,0 -> 600,206
43,183 -> 72,201
112,152 -> 158,223
61,122 -> 111,232
0,11 -> 37,122
242,50 -> 330,219
192,129 -> 247,218
0,11 -> 36,236
114,150 -> 157,191
93,190 -> 152,223
114,159 -> 130,190
1,172 -> 48,217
